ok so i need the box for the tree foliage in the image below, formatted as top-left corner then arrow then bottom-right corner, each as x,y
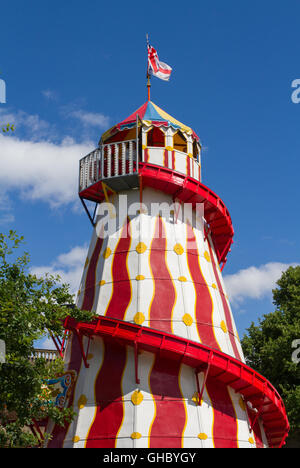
0,231 -> 93,447
242,266 -> 300,437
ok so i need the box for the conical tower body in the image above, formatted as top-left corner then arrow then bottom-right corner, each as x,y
47,101 -> 289,448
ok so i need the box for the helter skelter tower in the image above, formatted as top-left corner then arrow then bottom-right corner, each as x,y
47,97 -> 289,449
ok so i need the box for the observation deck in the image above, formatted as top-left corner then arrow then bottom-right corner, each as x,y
78,103 -> 233,269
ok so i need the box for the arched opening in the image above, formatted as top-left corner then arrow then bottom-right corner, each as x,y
147,126 -> 165,147
104,127 -> 138,144
193,140 -> 199,161
173,131 -> 187,153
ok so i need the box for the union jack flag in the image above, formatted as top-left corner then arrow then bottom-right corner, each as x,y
147,44 -> 172,81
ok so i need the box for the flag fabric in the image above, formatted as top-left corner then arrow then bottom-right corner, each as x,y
147,45 -> 172,81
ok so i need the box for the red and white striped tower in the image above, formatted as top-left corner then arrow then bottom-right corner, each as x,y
47,100 -> 289,448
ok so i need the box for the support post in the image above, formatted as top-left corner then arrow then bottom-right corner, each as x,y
74,329 -> 90,368
195,351 -> 213,406
134,341 -> 140,385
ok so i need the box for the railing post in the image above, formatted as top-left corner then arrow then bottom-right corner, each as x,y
114,143 -> 119,176
101,145 -> 104,179
129,141 -> 133,174
136,115 -> 140,171
122,142 -> 126,175
107,145 -> 111,178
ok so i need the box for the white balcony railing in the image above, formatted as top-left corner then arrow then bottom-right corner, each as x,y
79,139 -> 138,192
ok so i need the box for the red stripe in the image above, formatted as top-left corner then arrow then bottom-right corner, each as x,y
172,150 -> 175,170
207,240 -> 242,361
149,217 -> 175,334
186,223 -> 220,350
86,340 -> 126,448
163,149 -> 168,167
105,219 -> 131,320
47,335 -> 82,448
81,236 -> 104,311
156,66 -> 171,75
149,356 -> 186,447
186,156 -> 191,176
206,377 -> 238,448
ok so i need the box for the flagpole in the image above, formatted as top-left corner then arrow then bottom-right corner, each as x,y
146,34 -> 151,101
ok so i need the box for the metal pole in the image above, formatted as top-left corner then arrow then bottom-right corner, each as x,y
146,33 -> 151,101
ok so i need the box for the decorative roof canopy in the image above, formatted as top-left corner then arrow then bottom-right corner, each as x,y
101,100 -> 200,143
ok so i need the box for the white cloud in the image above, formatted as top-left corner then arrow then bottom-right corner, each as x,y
67,109 -> 110,128
31,244 -> 88,295
42,89 -> 58,101
0,108 -> 54,140
224,262 -> 298,305
0,134 -> 93,207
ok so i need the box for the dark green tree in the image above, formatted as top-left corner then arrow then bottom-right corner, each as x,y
0,231 -> 93,447
242,266 -> 300,442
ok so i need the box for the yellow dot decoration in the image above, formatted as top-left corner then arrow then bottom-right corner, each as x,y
99,280 -> 106,286
192,392 -> 202,406
198,433 -> 208,440
131,390 -> 144,406
103,247 -> 112,259
134,312 -> 145,325
84,257 -> 89,268
239,397 -> 246,412
77,289 -> 81,296
136,275 -> 145,281
73,435 -> 80,443
174,243 -> 184,255
182,313 -> 193,327
204,251 -> 211,262
77,394 -> 87,410
87,353 -> 94,360
178,276 -> 187,282
212,283 -> 217,289
165,146 -> 173,151
220,320 -> 228,334
131,432 -> 142,440
249,437 -> 255,445
136,242 -> 147,254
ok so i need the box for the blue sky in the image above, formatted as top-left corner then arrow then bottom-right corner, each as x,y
0,0 -> 299,346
